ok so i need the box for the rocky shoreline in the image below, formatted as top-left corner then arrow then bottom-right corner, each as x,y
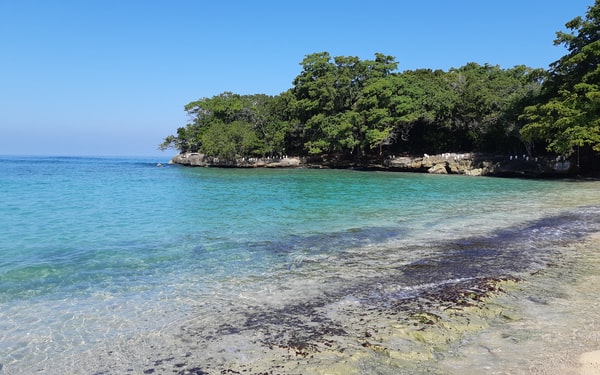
94,231 -> 600,375
170,152 -> 576,178
135,275 -> 521,375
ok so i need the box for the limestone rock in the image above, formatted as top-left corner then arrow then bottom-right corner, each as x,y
170,153 -> 302,168
428,163 -> 449,174
170,152 -> 578,178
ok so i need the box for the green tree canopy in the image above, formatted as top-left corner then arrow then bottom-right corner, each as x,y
160,92 -> 289,160
161,55 -> 545,160
163,1 -> 600,170
290,52 -> 403,156
520,0 -> 600,155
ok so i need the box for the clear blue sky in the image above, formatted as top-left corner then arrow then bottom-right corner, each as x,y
0,0 -> 593,157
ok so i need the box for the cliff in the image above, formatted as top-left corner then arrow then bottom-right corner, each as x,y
170,152 -> 577,178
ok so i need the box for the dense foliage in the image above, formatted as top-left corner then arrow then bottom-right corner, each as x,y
161,1 -> 600,169
520,0 -> 600,160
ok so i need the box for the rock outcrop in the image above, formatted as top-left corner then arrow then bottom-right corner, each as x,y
383,153 -> 576,177
170,152 -> 577,177
170,153 -> 302,168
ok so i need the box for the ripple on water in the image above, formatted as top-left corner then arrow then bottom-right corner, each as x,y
2,158 -> 600,374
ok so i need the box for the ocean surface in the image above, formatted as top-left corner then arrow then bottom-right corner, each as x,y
1,155 -> 600,374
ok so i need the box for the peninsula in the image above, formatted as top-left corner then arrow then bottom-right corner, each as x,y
163,2 -> 600,176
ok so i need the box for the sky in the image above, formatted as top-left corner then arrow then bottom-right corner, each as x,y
0,0 -> 594,158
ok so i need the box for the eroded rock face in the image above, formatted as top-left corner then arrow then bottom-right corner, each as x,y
170,153 -> 302,168
170,153 -> 208,166
170,152 -> 577,177
428,163 -> 449,174
384,153 -> 478,175
384,153 -> 577,177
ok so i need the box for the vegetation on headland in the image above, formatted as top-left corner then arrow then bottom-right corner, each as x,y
161,1 -> 600,173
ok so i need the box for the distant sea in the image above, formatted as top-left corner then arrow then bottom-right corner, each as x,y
1,155 -> 600,374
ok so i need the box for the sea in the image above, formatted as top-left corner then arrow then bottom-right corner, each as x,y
1,155 -> 600,374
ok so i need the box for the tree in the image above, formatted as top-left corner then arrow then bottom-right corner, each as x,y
354,75 -> 403,155
520,0 -> 600,156
388,65 -> 542,154
444,63 -> 542,151
290,52 -> 401,157
389,68 -> 455,153
162,49 -> 546,162
160,92 -> 289,159
200,120 -> 261,160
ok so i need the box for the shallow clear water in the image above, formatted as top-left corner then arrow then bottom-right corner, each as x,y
1,156 -> 599,374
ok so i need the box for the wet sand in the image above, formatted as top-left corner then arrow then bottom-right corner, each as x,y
580,350 -> 600,375
204,232 -> 600,375
435,233 -> 600,375
135,232 -> 600,375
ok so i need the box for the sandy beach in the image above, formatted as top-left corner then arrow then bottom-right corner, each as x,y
219,231 -> 600,375
530,233 -> 600,375
580,350 -> 600,375
549,234 -> 600,375
173,232 -> 600,375
431,233 -> 600,375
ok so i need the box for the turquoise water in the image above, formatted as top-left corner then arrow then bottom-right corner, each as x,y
1,156 -> 600,374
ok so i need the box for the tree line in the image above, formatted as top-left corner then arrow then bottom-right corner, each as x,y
161,1 -> 600,170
